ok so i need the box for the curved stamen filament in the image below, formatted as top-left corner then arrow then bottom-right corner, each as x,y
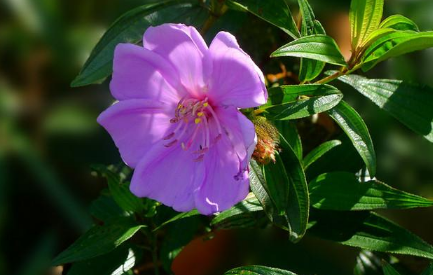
206,104 -> 223,136
202,114 -> 210,149
182,123 -> 201,150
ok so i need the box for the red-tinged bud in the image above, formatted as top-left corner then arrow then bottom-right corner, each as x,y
251,116 -> 280,165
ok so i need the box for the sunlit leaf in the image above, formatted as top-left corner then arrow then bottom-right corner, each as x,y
353,250 -> 394,275
272,35 -> 347,66
336,74 -> 433,142
362,31 -> 433,71
211,195 -> 265,229
52,219 -> 145,265
298,0 -> 326,82
350,0 -> 384,49
226,0 -> 299,39
309,172 -> 433,210
67,244 -> 139,275
327,101 -> 376,177
224,265 -> 298,275
264,84 -> 343,120
379,15 -> 419,32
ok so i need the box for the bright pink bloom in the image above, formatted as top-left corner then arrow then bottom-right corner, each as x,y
98,24 -> 267,215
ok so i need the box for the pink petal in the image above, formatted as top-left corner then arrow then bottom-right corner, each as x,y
194,133 -> 250,215
110,43 -> 186,105
143,24 -> 208,97
236,110 -> 257,161
130,141 -> 205,212
97,99 -> 173,168
214,106 -> 256,167
205,32 -> 267,108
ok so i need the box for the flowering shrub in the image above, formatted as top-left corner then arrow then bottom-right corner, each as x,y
53,0 -> 433,274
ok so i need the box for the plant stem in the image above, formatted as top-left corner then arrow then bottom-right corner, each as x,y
314,70 -> 345,84
151,233 -> 160,275
140,228 -> 160,275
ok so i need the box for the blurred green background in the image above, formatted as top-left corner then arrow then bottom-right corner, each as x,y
0,0 -> 432,274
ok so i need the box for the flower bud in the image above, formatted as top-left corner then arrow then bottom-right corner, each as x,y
251,116 -> 280,164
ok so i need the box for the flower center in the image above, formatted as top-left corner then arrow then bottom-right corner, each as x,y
162,97 -> 222,162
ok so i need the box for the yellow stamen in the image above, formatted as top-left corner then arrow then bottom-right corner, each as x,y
197,112 -> 204,117
195,118 -> 202,124
177,104 -> 183,109
203,102 -> 208,107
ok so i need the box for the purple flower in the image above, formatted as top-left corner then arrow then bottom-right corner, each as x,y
97,24 -> 267,215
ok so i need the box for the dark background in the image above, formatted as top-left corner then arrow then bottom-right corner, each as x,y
1,0 -> 432,274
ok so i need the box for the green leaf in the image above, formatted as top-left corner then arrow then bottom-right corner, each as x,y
278,136 -> 310,242
327,100 -> 376,177
104,171 -> 146,214
421,263 -> 433,275
160,215 -> 199,273
382,263 -> 402,275
272,35 -> 347,66
298,0 -> 326,82
299,22 -> 327,82
264,84 -> 343,120
309,172 -> 433,211
262,153 -> 291,214
303,140 -> 341,169
67,244 -> 139,275
153,209 -> 200,231
305,134 -> 364,180
52,219 -> 145,265
361,28 -> 396,49
71,1 -> 206,87
89,193 -> 129,223
249,159 -> 292,234
226,0 -> 299,39
309,210 -> 433,260
379,15 -> 419,32
362,31 -> 433,71
249,134 -> 310,243
350,0 -> 384,50
336,74 -> 433,142
224,265 -> 298,275
274,121 -> 303,160
211,195 -> 265,229
354,250 -> 394,275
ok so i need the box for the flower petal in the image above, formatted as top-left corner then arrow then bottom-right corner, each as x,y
214,106 -> 256,168
194,133 -> 250,215
130,141 -> 205,212
236,111 -> 257,161
97,99 -> 173,168
143,24 -> 208,96
110,43 -> 186,104
205,32 -> 267,108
